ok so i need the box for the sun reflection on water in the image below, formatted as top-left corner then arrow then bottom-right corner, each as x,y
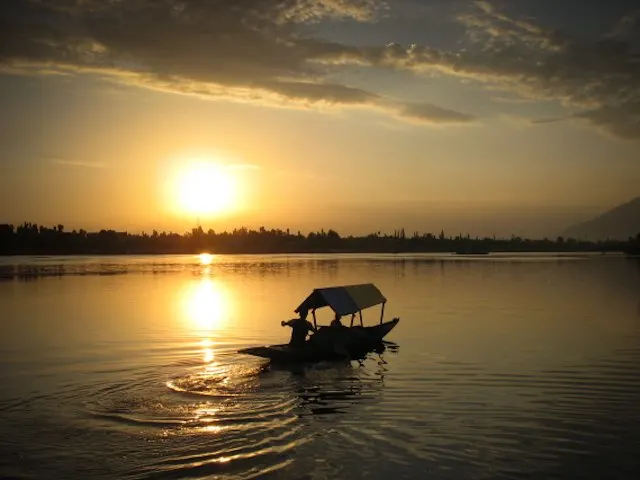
181,276 -> 231,334
202,425 -> 226,434
201,338 -> 215,363
173,265 -> 269,439
198,253 -> 214,265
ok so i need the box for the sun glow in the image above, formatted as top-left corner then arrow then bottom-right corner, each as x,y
175,161 -> 238,216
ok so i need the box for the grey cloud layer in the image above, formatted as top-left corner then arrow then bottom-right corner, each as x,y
0,0 -> 473,125
319,1 -> 640,139
2,0 -> 638,136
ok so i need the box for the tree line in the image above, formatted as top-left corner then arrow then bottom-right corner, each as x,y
0,222 -> 639,255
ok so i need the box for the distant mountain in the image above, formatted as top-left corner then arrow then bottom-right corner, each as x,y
564,197 -> 640,241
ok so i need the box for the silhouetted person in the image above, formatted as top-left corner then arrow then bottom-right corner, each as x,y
330,313 -> 343,328
282,309 -> 316,347
328,312 -> 350,357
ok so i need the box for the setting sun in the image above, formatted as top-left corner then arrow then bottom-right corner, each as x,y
175,162 -> 237,216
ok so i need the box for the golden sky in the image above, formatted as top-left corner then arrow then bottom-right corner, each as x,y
1,1 -> 639,237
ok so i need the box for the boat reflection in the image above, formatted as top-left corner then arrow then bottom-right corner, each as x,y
261,345 -> 398,417
296,354 -> 390,416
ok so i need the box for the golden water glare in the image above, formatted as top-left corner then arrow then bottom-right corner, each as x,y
199,253 -> 214,265
178,255 -> 234,363
201,338 -> 215,364
174,255 -> 267,438
182,277 -> 230,332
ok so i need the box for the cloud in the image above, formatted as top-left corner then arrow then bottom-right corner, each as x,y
395,102 -> 477,124
574,104 -> 640,140
261,79 -> 380,105
530,117 -> 568,125
0,0 -> 475,126
456,0 -> 568,52
40,153 -> 106,169
51,159 -> 106,169
278,0 -> 384,22
531,103 -> 640,140
2,0 -> 638,137
316,2 -> 640,140
610,9 -> 640,38
453,2 -> 640,139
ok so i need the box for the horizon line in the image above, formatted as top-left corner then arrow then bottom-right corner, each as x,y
2,221 -> 638,243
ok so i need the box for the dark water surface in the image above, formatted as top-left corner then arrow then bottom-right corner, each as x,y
1,254 -> 639,479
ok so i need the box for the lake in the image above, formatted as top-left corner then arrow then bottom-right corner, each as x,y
1,254 -> 639,479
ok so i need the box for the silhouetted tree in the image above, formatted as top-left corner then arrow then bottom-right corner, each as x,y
0,221 -> 633,255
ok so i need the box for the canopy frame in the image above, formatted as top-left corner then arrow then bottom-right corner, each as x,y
295,283 -> 387,326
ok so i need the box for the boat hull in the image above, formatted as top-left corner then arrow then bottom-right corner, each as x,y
239,318 -> 399,363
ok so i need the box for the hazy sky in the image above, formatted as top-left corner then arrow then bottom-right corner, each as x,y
1,0 -> 639,237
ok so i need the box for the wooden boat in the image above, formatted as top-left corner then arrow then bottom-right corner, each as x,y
239,283 -> 400,363
624,246 -> 640,256
455,247 -> 490,255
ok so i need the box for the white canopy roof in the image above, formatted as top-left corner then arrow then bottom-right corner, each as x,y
295,283 -> 387,316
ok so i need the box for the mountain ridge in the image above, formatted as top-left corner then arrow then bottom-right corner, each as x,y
564,197 -> 640,241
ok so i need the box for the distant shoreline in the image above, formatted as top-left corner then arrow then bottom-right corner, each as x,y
1,222 -> 638,256
0,249 -> 636,257
0,251 -> 631,256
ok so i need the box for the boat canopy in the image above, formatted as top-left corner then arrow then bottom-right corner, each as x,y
295,283 -> 387,316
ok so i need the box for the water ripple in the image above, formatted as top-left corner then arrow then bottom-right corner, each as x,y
2,255 -> 640,479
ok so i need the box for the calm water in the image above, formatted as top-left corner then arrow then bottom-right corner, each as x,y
1,254 -> 639,479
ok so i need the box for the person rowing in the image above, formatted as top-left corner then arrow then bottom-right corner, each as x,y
281,309 -> 317,347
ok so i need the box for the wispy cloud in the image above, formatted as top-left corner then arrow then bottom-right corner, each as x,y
51,159 -> 106,169
394,102 -> 477,125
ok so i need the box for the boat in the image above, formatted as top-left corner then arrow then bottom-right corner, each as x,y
238,283 -> 400,363
455,247 -> 490,255
624,245 -> 640,256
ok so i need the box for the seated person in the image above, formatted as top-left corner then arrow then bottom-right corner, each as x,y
328,313 -> 350,358
330,313 -> 344,328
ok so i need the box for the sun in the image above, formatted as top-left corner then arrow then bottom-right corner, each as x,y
175,161 -> 237,216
